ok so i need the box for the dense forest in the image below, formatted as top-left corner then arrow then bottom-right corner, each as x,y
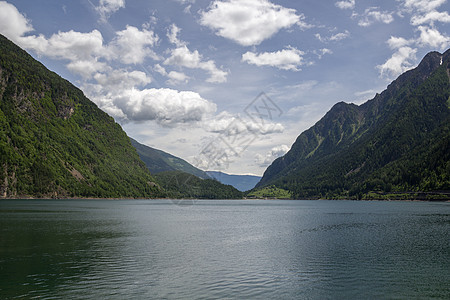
155,171 -> 243,199
0,34 -> 166,198
255,49 -> 450,200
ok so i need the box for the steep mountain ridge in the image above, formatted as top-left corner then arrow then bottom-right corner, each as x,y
257,49 -> 450,199
131,138 -> 210,179
0,34 -> 162,198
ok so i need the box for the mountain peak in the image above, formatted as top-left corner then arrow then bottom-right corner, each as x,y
256,49 -> 450,200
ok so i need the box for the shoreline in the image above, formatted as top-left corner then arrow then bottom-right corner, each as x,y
1,197 -> 449,202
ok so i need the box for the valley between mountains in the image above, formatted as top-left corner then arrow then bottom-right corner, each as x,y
0,34 -> 448,200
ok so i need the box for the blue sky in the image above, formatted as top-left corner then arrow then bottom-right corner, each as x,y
1,0 -> 449,175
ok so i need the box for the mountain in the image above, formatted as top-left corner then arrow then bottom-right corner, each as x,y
131,138 -> 209,179
154,170 -> 243,199
206,171 -> 261,192
256,49 -> 450,200
130,139 -> 244,198
0,34 -> 162,198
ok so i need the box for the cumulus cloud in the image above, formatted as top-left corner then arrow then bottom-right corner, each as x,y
154,64 -> 189,84
358,7 -> 394,27
242,47 -> 305,71
167,24 -> 185,47
400,0 -> 449,26
0,1 -> 34,41
164,43 -> 227,83
94,69 -> 152,90
378,0 -> 449,79
401,0 -> 447,13
1,1 -> 225,130
34,30 -> 105,60
96,0 -> 125,22
199,0 -> 309,46
255,144 -> 290,167
89,87 -> 217,125
205,112 -> 284,136
82,66 -> 217,126
335,0 -> 355,10
387,36 -> 413,49
109,25 -> 159,64
67,60 -> 108,79
377,46 -> 417,78
416,25 -> 450,50
411,10 -> 450,25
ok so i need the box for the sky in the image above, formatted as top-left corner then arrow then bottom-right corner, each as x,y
0,0 -> 449,176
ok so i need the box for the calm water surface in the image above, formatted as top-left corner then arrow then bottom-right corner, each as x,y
0,199 -> 449,299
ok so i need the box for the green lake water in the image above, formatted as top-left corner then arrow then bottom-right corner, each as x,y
0,199 -> 449,299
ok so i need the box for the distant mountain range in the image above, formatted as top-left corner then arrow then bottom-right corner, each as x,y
206,171 -> 261,192
131,138 -> 260,192
255,49 -> 450,200
131,138 -> 209,179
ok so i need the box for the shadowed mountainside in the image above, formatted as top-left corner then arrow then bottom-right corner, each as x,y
256,49 -> 450,200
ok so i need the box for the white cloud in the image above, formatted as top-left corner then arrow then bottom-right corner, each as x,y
35,30 -> 105,61
315,30 -> 350,42
96,0 -> 125,22
358,7 -> 394,27
0,1 -> 34,42
387,36 -> 413,49
330,30 -> 351,41
154,64 -> 189,84
378,0 -> 449,78
377,46 -> 417,78
18,29 -> 110,79
166,71 -> 190,84
164,45 -> 227,83
205,112 -> 284,136
401,0 -> 447,13
94,69 -> 151,90
67,60 -> 108,79
164,45 -> 201,68
411,10 -> 450,25
0,2 -> 222,132
417,25 -> 450,50
335,0 -> 355,10
314,48 -> 333,59
167,24 -> 185,47
109,25 -> 159,64
242,47 -> 305,71
0,2 -> 112,79
199,0 -> 308,46
399,0 -> 449,26
89,87 -> 217,125
255,144 -> 289,167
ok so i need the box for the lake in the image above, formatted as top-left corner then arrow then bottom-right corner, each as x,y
0,199 -> 449,299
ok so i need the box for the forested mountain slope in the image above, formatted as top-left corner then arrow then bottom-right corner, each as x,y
131,138 -> 209,179
0,34 -> 162,198
256,49 -> 450,200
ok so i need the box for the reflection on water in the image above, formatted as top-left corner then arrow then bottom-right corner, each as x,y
0,200 -> 449,299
